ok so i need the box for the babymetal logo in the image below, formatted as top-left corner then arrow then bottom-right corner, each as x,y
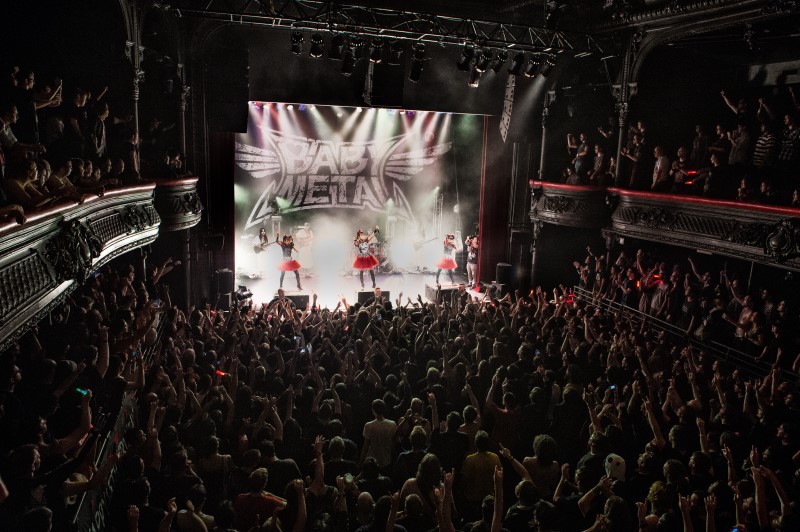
235,129 -> 452,230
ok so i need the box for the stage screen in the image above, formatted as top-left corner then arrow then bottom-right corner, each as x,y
233,103 -> 485,304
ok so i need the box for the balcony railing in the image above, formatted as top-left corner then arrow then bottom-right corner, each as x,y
0,184 -> 161,350
153,176 -> 203,232
529,182 -> 800,270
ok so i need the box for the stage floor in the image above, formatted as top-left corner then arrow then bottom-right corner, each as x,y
235,268 -> 472,309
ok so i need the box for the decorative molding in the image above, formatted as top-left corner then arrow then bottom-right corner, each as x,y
0,253 -> 53,325
42,220 -> 103,283
154,177 -> 203,232
530,183 -> 611,229
0,185 -> 160,350
610,191 -> 800,270
764,219 -> 800,262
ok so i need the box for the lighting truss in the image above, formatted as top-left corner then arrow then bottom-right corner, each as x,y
159,0 -> 601,54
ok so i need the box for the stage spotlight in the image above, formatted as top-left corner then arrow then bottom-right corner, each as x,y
309,34 -> 324,58
468,66 -> 483,88
540,56 -> 556,77
456,43 -> 476,71
287,104 -> 294,110
341,42 -> 356,76
329,35 -> 345,60
524,56 -> 540,77
387,42 -> 403,65
408,43 -> 425,83
290,32 -> 304,55
490,51 -> 508,74
336,111 -> 343,117
369,39 -> 384,63
508,52 -> 525,76
299,104 -> 306,110
356,107 -> 363,112
475,51 -> 492,73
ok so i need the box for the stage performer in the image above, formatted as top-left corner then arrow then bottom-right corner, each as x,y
465,234 -> 479,288
353,226 -> 379,289
435,233 -> 458,285
253,227 -> 269,253
276,232 -> 302,290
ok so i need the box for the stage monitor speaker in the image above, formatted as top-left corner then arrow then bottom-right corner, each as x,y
206,48 -> 249,132
496,263 -> 513,286
425,284 -> 458,303
287,294 -> 309,309
357,290 -> 390,305
213,268 -> 235,295
491,282 -> 508,297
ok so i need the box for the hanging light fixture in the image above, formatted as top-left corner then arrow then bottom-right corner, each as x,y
490,51 -> 508,74
387,42 -> 403,65
456,43 -> 476,71
408,43 -> 426,82
369,39 -> 384,63
540,56 -> 556,77
329,35 -> 345,60
290,32 -> 304,55
341,40 -> 356,76
309,34 -> 324,58
508,52 -> 525,76
524,56 -> 540,77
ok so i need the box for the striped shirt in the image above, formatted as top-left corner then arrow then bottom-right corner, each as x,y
779,126 -> 800,163
753,131 -> 777,168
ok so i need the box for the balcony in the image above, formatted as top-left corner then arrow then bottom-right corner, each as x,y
530,182 -> 800,269
153,176 -> 203,232
0,177 -> 206,349
0,185 -> 162,350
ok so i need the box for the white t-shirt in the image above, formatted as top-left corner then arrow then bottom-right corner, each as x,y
363,418 -> 397,468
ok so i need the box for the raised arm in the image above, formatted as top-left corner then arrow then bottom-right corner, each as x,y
491,466 -> 504,532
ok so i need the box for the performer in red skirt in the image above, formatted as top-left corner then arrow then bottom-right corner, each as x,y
435,233 -> 458,285
353,227 -> 379,289
276,233 -> 302,290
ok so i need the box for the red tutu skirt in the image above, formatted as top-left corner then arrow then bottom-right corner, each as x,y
436,257 -> 457,270
277,259 -> 301,272
353,255 -> 379,270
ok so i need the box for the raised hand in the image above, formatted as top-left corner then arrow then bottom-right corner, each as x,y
498,443 -> 512,460
705,494 -> 717,513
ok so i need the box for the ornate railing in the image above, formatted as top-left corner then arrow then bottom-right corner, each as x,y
529,182 -> 800,271
153,176 -> 203,232
607,188 -> 800,270
530,181 -> 611,229
0,185 -> 160,350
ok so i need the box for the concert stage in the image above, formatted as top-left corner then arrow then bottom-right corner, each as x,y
236,270 -> 472,310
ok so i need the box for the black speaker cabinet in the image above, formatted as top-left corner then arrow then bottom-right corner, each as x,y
213,268 -> 235,295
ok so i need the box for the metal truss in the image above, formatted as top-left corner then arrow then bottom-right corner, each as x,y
157,0 -> 602,54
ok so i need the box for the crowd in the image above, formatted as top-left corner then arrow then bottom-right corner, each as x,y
563,86 -> 800,207
0,238 -> 798,532
0,64 -> 186,223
